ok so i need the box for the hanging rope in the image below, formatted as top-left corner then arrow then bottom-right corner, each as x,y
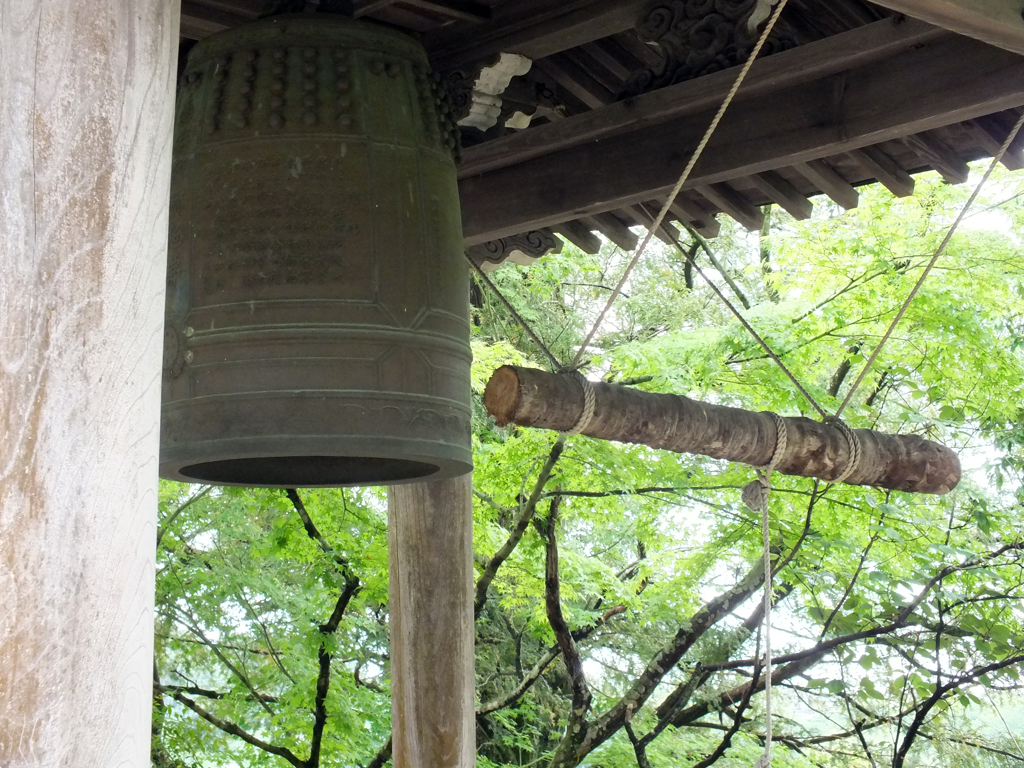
742,413 -> 788,512
835,109 -> 1024,418
570,0 -> 791,369
753,492 -> 774,768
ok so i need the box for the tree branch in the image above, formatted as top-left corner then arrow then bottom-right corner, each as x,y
362,736 -> 392,768
167,690 -> 305,768
477,605 -> 624,716
690,650 -> 763,768
157,486 -> 212,549
155,683 -> 279,704
172,607 -> 276,716
544,495 -> 591,720
286,488 -> 362,768
475,436 -> 565,618
893,654 -> 1024,768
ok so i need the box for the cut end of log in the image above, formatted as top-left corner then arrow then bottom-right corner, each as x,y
484,365 -> 522,427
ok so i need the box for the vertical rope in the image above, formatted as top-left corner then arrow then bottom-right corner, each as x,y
756,497 -> 774,768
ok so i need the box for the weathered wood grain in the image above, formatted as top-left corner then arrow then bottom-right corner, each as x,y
424,0 -> 649,71
388,476 -> 475,768
457,18 -> 944,179
0,1 -> 179,766
459,31 -> 1024,243
871,0 -> 1024,55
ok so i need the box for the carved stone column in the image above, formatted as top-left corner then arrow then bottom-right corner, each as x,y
0,1 -> 179,765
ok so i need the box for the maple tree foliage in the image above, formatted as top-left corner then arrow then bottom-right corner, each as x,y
154,170 -> 1024,768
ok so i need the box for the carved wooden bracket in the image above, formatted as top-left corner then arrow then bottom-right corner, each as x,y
467,229 -> 563,270
622,0 -> 796,97
444,53 -> 533,133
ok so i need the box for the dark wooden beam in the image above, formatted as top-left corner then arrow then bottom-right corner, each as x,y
459,31 -> 1024,244
180,1 -> 253,39
793,159 -> 859,209
401,0 -> 491,22
536,56 -> 614,110
458,18 -> 944,179
748,171 -> 814,220
903,132 -> 970,184
586,212 -> 639,250
424,0 -> 649,71
666,196 -> 721,239
870,0 -> 1024,56
625,204 -> 681,245
553,220 -> 602,254
970,114 -> 1024,170
695,184 -> 765,231
353,0 -> 401,17
848,146 -> 916,197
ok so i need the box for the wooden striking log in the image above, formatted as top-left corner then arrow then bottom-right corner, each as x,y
485,367 -> 961,495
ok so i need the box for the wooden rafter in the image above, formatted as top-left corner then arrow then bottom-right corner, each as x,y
354,0 -> 490,22
458,29 -> 1024,244
457,18 -> 944,179
423,0 -> 649,70
871,0 -> 1024,55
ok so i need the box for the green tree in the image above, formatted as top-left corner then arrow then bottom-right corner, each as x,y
153,169 -> 1024,768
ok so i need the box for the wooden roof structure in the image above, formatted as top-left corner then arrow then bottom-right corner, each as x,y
178,0 -> 1024,266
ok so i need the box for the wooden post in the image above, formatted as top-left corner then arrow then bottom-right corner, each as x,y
388,476 -> 476,768
485,366 -> 961,495
0,1 -> 179,765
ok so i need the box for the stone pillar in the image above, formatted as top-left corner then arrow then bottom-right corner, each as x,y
388,475 -> 476,768
0,1 -> 179,765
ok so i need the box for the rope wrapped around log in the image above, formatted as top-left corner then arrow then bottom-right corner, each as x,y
484,366 -> 961,496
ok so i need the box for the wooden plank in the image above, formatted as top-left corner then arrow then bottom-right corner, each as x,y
793,159 -> 860,209
459,32 -> 1024,244
0,0 -> 179,765
903,132 -> 970,184
425,0 -> 650,71
748,170 -> 814,219
458,18 -> 944,179
536,56 -> 614,110
180,0 -> 248,39
870,0 -> 1024,56
554,220 -> 603,254
848,146 -> 916,197
402,0 -> 491,22
580,41 -> 634,81
586,212 -> 639,250
970,115 -> 1024,170
696,184 -> 765,231
389,476 -> 475,768
353,0 -> 401,17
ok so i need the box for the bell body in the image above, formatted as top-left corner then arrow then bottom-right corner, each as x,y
161,15 -> 471,487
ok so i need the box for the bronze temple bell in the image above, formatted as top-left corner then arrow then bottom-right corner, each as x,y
161,15 -> 472,487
